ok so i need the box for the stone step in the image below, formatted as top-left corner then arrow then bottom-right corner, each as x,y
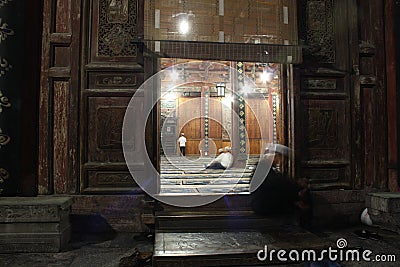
159,186 -> 250,194
367,192 -> 400,213
366,192 -> 400,233
160,178 -> 251,184
154,194 -> 283,231
161,173 -> 253,179
153,229 -> 329,267
157,194 -> 253,212
156,210 -> 293,231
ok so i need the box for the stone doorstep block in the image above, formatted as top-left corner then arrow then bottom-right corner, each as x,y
366,192 -> 400,213
0,196 -> 73,223
368,208 -> 400,234
0,226 -> 71,253
0,196 -> 72,253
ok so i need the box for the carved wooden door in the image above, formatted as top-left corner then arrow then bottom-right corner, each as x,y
294,0 -> 360,189
80,0 -> 146,193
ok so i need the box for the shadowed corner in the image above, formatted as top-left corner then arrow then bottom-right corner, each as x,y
69,214 -> 116,249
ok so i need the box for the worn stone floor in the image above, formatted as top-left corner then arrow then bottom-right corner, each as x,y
0,226 -> 399,267
0,232 -> 153,267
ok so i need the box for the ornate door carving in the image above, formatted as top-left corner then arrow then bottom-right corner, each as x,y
295,0 -> 360,189
81,0 -> 145,193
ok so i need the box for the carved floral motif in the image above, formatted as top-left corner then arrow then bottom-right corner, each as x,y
299,0 -> 335,63
98,0 -> 138,57
0,0 -> 14,195
0,90 -> 11,112
0,19 -> 14,43
0,128 -> 11,147
0,57 -> 11,77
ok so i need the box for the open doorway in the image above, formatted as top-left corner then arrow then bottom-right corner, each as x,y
143,0 -> 299,195
157,59 -> 289,194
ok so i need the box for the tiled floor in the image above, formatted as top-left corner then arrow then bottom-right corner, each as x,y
160,156 -> 257,194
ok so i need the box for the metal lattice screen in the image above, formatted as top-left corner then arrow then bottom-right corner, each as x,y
143,0 -> 301,64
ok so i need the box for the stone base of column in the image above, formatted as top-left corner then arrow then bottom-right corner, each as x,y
0,196 -> 72,253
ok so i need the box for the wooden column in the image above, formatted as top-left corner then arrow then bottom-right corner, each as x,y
203,87 -> 210,155
358,0 -> 388,190
390,0 -> 400,191
385,0 -> 398,191
39,0 -> 81,194
236,62 -> 247,161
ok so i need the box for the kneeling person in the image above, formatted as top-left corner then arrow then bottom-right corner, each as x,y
205,147 -> 233,170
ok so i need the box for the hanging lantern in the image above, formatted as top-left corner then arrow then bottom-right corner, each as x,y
216,82 -> 226,97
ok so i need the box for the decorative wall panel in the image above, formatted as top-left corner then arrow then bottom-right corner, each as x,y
87,171 -> 140,189
301,100 -> 349,159
203,90 -> 209,154
87,96 -> 134,163
0,0 -> 23,195
298,0 -> 335,63
88,72 -> 143,88
236,62 -> 246,158
91,0 -> 140,62
82,94 -> 145,193
302,78 -> 337,91
304,109 -> 338,150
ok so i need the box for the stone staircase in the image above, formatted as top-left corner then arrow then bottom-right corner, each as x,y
151,156 -> 329,266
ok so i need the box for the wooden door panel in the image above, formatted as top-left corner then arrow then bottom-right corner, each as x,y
80,0 -> 145,193
178,97 -> 202,138
300,100 -> 349,160
208,99 -> 222,139
245,98 -> 272,154
209,119 -> 222,139
86,96 -> 130,163
296,0 -> 357,189
82,95 -> 145,193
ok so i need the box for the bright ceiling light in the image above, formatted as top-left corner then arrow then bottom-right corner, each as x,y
261,70 -> 274,83
179,19 -> 190,34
